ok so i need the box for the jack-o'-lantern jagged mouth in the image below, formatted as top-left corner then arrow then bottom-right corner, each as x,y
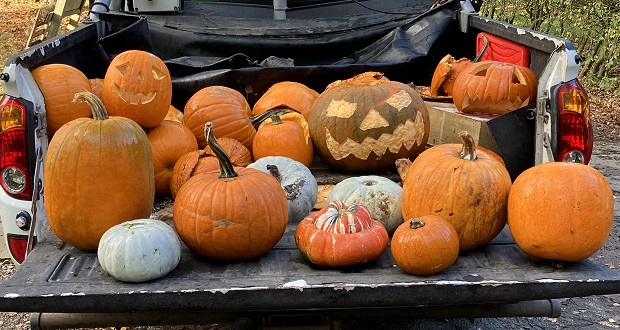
114,84 -> 157,105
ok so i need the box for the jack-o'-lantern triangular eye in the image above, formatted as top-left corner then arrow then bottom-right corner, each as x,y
115,62 -> 131,76
152,67 -> 166,80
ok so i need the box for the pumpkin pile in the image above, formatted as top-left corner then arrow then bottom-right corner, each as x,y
37,51 -> 613,283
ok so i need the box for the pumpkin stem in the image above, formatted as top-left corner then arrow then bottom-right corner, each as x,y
266,164 -> 282,182
473,34 -> 489,63
409,218 -> 426,229
204,122 -> 238,179
270,113 -> 283,126
250,108 -> 290,126
458,131 -> 477,161
72,91 -> 109,120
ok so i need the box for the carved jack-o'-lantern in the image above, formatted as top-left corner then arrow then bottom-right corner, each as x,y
451,60 -> 538,115
308,72 -> 430,172
102,50 -> 172,128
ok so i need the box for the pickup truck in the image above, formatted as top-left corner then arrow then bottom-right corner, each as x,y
0,0 -> 618,329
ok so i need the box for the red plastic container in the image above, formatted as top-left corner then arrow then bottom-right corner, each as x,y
476,32 -> 530,67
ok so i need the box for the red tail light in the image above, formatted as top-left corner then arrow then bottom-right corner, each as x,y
0,95 -> 32,201
556,79 -> 593,164
6,234 -> 28,264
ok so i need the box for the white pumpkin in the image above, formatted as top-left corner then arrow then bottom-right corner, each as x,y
97,219 -> 181,283
327,175 -> 403,234
247,156 -> 318,223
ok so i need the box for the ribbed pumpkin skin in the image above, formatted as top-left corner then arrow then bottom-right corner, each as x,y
295,201 -> 389,267
147,120 -> 199,196
451,61 -> 538,115
308,78 -> 429,172
252,81 -> 319,120
391,215 -> 460,276
173,167 -> 288,260
101,50 -> 172,128
184,86 -> 255,150
32,64 -> 92,136
401,142 -> 512,251
44,93 -> 155,251
507,162 -> 614,262
252,112 -> 314,168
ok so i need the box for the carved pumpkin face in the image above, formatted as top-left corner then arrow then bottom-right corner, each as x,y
308,73 -> 430,172
102,50 -> 172,128
451,60 -> 538,115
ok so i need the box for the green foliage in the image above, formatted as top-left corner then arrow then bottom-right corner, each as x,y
479,0 -> 620,85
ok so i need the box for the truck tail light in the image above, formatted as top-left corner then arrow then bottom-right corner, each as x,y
6,234 -> 29,264
556,79 -> 593,164
0,95 -> 32,201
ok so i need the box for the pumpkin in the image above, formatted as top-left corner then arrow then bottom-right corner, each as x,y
295,201 -> 389,267
401,131 -> 512,251
252,112 -> 314,168
251,81 -> 319,121
507,162 -> 614,262
184,86 -> 255,150
98,219 -> 181,283
247,156 -> 318,223
173,122 -> 288,260
31,63 -> 92,136
89,78 -> 104,100
429,55 -> 473,97
308,72 -> 429,172
169,124 -> 253,198
391,215 -> 460,276
44,91 -> 154,251
326,175 -> 403,234
101,49 -> 172,128
164,105 -> 184,123
451,60 -> 538,115
147,120 -> 199,196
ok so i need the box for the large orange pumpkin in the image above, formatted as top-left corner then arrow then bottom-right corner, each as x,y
451,60 -> 538,115
401,131 -> 512,251
173,122 -> 288,260
101,50 -> 172,128
32,64 -> 92,136
295,201 -> 389,267
252,112 -> 314,167
44,91 -> 154,251
507,162 -> 614,262
308,72 -> 429,172
251,81 -> 319,121
184,86 -> 256,150
147,120 -> 199,196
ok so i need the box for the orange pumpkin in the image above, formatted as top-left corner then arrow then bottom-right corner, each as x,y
294,201 -> 389,267
251,81 -> 319,121
101,50 -> 172,128
308,72 -> 429,172
164,105 -> 184,123
31,64 -> 92,136
429,55 -> 473,97
391,215 -> 460,276
184,86 -> 256,150
173,122 -> 288,260
147,120 -> 199,196
507,162 -> 614,262
252,111 -> 314,167
451,60 -> 538,115
401,131 -> 512,251
89,78 -> 104,100
44,91 -> 154,251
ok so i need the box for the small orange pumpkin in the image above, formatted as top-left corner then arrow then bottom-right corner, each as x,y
295,201 -> 389,267
507,162 -> 614,262
252,111 -> 314,167
164,105 -> 184,124
173,122 -> 288,260
101,50 -> 172,128
401,131 -> 512,251
429,55 -> 473,97
451,60 -> 538,115
391,215 -> 460,276
251,81 -> 319,121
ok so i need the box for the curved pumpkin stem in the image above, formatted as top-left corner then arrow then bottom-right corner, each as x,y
473,34 -> 489,63
204,122 -> 238,179
72,91 -> 108,120
250,108 -> 290,126
409,218 -> 425,229
458,131 -> 477,161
